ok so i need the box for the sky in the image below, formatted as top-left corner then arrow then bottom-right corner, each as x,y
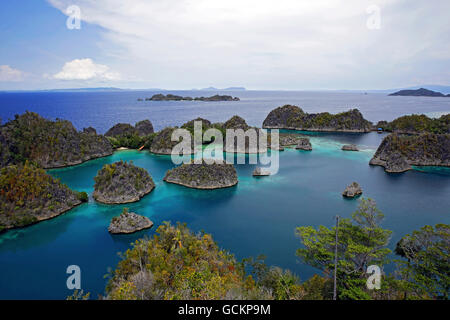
0,0 -> 449,90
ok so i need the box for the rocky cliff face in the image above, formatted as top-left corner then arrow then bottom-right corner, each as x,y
93,161 -> 155,204
0,162 -> 83,231
150,127 -> 195,155
163,160 -> 238,189
263,105 -> 372,132
105,120 -> 154,138
370,133 -> 450,173
108,209 -> 153,234
0,112 -> 113,169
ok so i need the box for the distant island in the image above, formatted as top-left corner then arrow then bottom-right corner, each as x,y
389,88 -> 450,97
142,94 -> 240,101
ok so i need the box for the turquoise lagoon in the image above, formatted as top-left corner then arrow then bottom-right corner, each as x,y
0,132 -> 449,299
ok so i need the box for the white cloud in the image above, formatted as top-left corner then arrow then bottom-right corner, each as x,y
47,0 -> 450,89
53,58 -> 120,81
0,65 -> 26,82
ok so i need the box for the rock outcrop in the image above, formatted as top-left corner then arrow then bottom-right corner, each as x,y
253,167 -> 271,176
263,105 -> 372,132
0,112 -> 113,169
108,209 -> 153,234
93,161 -> 155,204
342,182 -> 363,198
150,127 -> 194,155
342,144 -> 359,151
369,133 -> 450,173
374,114 -> 449,134
295,138 -> 312,151
163,160 -> 238,189
0,162 -> 84,231
105,120 -> 154,138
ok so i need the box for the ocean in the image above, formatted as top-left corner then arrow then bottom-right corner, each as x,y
0,90 -> 449,299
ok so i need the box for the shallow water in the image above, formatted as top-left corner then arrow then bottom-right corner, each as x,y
0,132 -> 449,299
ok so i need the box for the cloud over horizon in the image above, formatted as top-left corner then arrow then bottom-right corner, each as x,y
0,65 -> 26,82
5,0 -> 450,89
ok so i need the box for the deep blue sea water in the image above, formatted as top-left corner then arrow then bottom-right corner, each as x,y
0,90 -> 449,299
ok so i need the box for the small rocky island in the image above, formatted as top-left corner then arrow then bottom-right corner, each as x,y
145,94 -> 240,101
0,162 -> 86,231
93,161 -> 155,204
389,88 -> 449,97
295,138 -> 313,151
374,113 -> 449,134
0,112 -> 113,169
163,161 -> 238,189
369,133 -> 450,173
263,105 -> 372,132
108,208 -> 153,234
342,144 -> 359,151
342,182 -> 363,198
253,167 -> 271,176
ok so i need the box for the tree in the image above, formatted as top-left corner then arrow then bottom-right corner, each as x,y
395,224 -> 449,299
295,198 -> 392,300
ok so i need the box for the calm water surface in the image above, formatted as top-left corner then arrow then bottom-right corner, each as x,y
0,91 -> 449,299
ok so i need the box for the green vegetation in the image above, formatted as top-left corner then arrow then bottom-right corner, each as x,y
76,191 -> 88,203
0,161 -> 81,230
377,114 -> 449,134
107,132 -> 156,149
395,224 -> 449,299
105,200 -> 449,300
0,111 -> 112,168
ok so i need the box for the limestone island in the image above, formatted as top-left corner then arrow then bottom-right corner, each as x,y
145,94 -> 240,101
388,88 -> 449,97
253,167 -> 271,176
0,112 -> 113,169
108,208 -> 153,234
163,160 -> 238,189
0,162 -> 87,232
105,120 -> 155,149
374,113 -> 449,134
263,105 -> 372,132
369,133 -> 450,173
342,144 -> 359,151
149,126 -> 195,155
342,182 -> 363,198
93,161 -> 155,204
295,138 -> 313,151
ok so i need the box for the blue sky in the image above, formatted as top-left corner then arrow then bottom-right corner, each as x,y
0,0 -> 449,90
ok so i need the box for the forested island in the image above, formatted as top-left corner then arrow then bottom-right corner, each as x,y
142,94 -> 240,101
263,105 -> 372,132
389,88 -> 449,97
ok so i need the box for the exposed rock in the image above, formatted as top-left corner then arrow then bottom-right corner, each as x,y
108,209 -> 153,234
342,182 -> 363,198
105,120 -> 154,138
295,138 -> 312,151
263,105 -> 372,132
83,127 -> 97,135
135,120 -> 154,136
224,115 -> 250,131
0,112 -> 113,169
0,162 -> 83,231
342,144 -> 359,151
150,127 -> 194,155
93,160 -> 155,204
369,133 -> 450,173
163,160 -> 238,189
253,167 -> 271,176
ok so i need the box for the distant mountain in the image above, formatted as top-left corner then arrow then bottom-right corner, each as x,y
389,88 -> 449,97
199,87 -> 246,91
